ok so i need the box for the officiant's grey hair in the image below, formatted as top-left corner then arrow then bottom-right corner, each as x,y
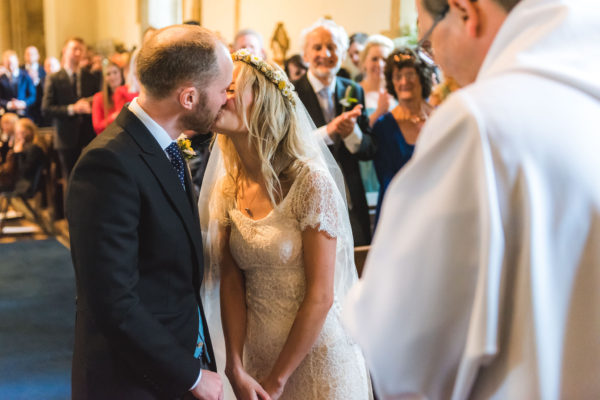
136,25 -> 221,98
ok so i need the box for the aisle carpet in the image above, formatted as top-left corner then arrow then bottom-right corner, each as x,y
0,239 -> 75,399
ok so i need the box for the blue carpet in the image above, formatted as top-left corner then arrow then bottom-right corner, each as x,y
0,239 -> 74,399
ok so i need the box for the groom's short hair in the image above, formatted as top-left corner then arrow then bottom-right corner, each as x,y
136,25 -> 221,98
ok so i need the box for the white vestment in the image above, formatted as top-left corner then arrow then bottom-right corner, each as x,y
342,0 -> 600,399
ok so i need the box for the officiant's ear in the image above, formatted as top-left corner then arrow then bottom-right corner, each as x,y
179,86 -> 198,110
449,0 -> 481,38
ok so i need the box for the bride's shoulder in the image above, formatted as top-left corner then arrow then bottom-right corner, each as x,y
294,161 -> 333,187
289,162 -> 344,236
289,161 -> 338,204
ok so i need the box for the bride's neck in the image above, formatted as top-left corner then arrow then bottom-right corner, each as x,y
230,135 -> 263,182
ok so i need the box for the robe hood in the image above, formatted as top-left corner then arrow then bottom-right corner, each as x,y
478,0 -> 600,101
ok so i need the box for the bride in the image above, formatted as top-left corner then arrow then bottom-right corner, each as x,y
198,49 -> 371,400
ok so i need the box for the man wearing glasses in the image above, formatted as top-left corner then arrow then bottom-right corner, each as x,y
344,0 -> 600,399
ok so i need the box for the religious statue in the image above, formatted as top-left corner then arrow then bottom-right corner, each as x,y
270,22 -> 289,66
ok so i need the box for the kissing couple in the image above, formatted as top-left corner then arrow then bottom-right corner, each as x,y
67,25 -> 371,400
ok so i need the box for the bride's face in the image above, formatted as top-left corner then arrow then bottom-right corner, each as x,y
213,63 -> 254,136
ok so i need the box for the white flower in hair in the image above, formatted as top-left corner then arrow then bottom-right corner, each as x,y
237,48 -> 251,58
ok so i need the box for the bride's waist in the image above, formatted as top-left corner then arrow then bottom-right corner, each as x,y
243,267 -> 305,313
243,266 -> 305,284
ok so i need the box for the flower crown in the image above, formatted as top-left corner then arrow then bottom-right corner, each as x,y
232,49 -> 296,106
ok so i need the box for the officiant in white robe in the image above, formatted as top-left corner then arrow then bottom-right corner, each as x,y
343,0 -> 600,399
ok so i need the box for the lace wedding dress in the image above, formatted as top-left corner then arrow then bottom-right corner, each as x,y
225,163 -> 371,399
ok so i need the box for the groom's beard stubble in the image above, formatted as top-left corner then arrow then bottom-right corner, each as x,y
179,96 -> 220,137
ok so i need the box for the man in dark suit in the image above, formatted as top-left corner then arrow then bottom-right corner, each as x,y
294,19 -> 376,246
42,37 -> 101,182
0,50 -> 36,119
23,46 -> 47,126
66,25 -> 232,399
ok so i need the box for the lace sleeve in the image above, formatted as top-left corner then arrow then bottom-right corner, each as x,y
291,167 -> 343,238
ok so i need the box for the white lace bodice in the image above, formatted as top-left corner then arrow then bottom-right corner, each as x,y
225,164 -> 371,400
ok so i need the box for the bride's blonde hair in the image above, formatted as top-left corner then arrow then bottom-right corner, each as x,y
217,60 -> 312,213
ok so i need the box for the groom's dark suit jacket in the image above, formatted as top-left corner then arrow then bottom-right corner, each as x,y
66,107 -> 215,399
294,74 -> 376,245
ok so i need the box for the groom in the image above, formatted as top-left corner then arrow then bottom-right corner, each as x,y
66,25 -> 232,399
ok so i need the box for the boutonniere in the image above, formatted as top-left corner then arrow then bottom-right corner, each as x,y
177,133 -> 197,160
339,85 -> 358,112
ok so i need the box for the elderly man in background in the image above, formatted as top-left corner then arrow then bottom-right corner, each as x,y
294,18 -> 376,246
231,28 -> 267,59
343,0 -> 600,399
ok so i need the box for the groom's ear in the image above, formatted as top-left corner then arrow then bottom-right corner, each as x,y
179,86 -> 197,111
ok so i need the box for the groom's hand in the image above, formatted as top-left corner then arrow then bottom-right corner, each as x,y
190,370 -> 223,400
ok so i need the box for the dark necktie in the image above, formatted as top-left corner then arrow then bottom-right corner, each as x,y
166,143 -> 208,362
165,142 -> 186,190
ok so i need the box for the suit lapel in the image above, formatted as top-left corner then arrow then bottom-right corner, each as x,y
116,108 -> 204,269
56,69 -> 76,102
334,77 -> 348,117
332,78 -> 350,153
184,163 -> 205,287
296,75 -> 327,128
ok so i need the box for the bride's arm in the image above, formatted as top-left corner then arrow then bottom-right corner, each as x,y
219,225 -> 245,375
261,226 -> 336,399
219,225 -> 270,400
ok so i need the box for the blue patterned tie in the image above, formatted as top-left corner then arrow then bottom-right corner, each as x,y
165,142 -> 186,190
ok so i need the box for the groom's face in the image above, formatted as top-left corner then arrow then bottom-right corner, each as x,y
180,44 -> 233,135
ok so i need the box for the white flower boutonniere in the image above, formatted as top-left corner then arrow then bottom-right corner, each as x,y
339,85 -> 358,112
177,133 -> 197,160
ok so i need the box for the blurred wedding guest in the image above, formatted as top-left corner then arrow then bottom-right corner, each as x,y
294,18 -> 375,245
23,46 -> 47,126
338,32 -> 367,81
371,48 -> 433,227
0,113 -> 18,164
24,46 -> 44,87
357,35 -> 397,195
0,118 -> 45,193
360,35 -> 397,126
92,60 -> 125,134
42,37 -> 101,181
40,56 -> 61,126
284,54 -> 307,81
80,46 -> 103,81
0,50 -> 36,118
44,56 -> 60,75
112,51 -> 140,112
232,28 -> 267,58
344,0 -> 600,399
